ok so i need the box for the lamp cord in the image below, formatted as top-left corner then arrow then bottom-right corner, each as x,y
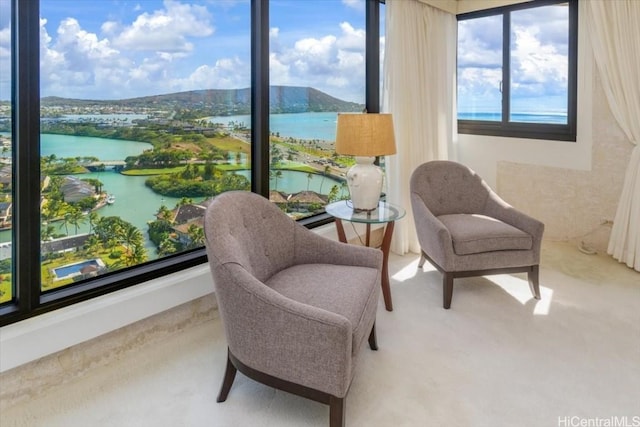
349,221 -> 367,246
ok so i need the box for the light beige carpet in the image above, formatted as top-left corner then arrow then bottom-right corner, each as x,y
1,242 -> 638,427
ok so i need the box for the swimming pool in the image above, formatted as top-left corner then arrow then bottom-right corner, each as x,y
53,259 -> 105,280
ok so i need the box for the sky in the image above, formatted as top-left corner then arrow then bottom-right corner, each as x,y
0,0 -> 569,114
0,0 -> 369,103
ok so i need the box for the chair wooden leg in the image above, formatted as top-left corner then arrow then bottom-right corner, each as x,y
329,396 -> 345,427
528,265 -> 541,299
217,350 -> 237,403
418,252 -> 427,268
368,323 -> 378,351
443,273 -> 454,309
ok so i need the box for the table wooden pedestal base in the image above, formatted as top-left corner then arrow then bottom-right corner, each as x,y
334,219 -> 395,311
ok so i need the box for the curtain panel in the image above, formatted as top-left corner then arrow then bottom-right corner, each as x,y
382,0 -> 457,255
585,1 -> 640,271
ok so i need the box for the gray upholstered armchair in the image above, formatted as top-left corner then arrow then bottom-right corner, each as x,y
410,161 -> 544,309
204,191 -> 382,427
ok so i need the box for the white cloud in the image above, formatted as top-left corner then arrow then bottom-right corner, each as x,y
269,21 -> 365,102
511,25 -> 567,95
178,56 -> 250,91
336,22 -> 364,51
342,0 -> 364,11
113,0 -> 214,56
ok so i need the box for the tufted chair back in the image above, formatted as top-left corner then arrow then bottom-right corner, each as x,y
410,160 -> 492,217
204,191 -> 295,283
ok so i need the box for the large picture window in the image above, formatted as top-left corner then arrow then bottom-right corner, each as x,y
0,0 -> 381,326
457,0 -> 577,141
37,0 -> 251,292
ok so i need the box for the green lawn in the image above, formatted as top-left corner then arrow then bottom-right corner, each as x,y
210,136 -> 251,153
0,276 -> 11,304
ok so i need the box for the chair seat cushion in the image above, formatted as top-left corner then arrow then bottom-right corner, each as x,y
438,214 -> 533,255
266,264 -> 379,355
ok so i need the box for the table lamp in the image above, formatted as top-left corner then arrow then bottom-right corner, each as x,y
335,113 -> 396,212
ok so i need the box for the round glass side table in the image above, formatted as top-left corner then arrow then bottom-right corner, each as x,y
325,200 -> 406,311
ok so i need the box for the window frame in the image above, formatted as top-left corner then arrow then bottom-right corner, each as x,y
0,0 -> 382,326
457,0 -> 578,142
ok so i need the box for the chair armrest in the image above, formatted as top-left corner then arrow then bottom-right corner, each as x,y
213,262 -> 354,397
483,193 -> 544,263
410,192 -> 455,270
483,193 -> 545,243
293,224 -> 383,270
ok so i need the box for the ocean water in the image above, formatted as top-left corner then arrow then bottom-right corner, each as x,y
458,112 -> 568,124
211,111 -> 569,141
208,112 -> 339,141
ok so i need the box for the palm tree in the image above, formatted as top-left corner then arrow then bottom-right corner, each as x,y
156,205 -> 173,222
306,172 -> 313,191
319,165 -> 331,194
107,237 -> 120,252
177,197 -> 193,207
186,224 -> 205,249
41,225 -> 56,242
61,212 -> 71,236
84,235 -> 102,255
125,243 -> 147,266
328,185 -> 340,203
340,181 -> 349,200
120,224 -> 144,257
66,207 -> 86,235
88,211 -> 99,234
158,238 -> 177,256
273,170 -> 283,191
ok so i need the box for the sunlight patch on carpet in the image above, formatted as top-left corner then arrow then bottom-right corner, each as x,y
486,274 -> 553,315
392,258 -> 436,282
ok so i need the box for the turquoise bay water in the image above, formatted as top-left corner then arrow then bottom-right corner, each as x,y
0,125 -> 344,251
40,134 -> 153,159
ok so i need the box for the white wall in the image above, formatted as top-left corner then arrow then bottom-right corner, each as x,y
454,3 -> 594,190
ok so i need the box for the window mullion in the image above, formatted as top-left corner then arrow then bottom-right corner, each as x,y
251,0 -> 270,198
502,11 -> 510,125
12,0 -> 41,317
366,0 -> 380,113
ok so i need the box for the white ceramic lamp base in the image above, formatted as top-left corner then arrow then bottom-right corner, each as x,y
346,156 -> 383,212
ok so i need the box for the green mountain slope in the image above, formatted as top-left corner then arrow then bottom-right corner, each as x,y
41,86 -> 364,116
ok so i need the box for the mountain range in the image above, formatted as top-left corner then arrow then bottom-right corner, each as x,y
41,86 -> 364,116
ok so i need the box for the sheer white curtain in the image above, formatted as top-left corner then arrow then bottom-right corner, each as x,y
382,0 -> 456,255
585,1 -> 640,271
